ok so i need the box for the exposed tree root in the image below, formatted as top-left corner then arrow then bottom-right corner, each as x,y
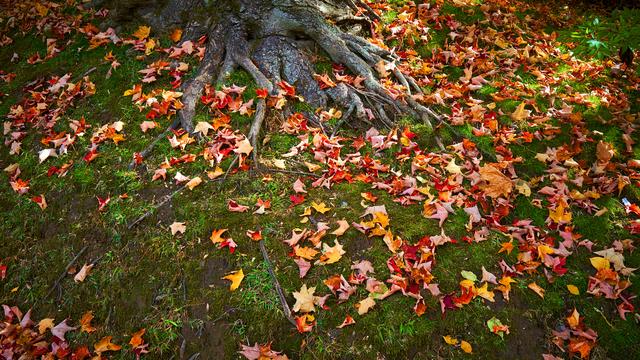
129,0 -> 446,172
259,240 -> 297,327
45,245 -> 89,299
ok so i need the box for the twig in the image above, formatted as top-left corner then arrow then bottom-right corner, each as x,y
128,119 -> 180,170
127,185 -> 187,229
46,245 -> 88,298
258,240 -> 296,327
593,307 -> 615,329
259,167 -> 322,178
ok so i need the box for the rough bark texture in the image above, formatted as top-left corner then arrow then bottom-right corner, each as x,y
108,0 -> 442,164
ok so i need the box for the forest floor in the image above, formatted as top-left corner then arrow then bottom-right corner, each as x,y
1,0 -> 640,359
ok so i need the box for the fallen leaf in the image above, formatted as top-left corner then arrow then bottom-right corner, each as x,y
331,220 -> 350,236
94,336 -> 121,354
527,282 -> 545,298
355,297 -> 375,315
129,328 -> 146,348
316,239 -> 345,265
337,314 -> 355,328
80,311 -> 97,333
590,257 -> 610,271
186,176 -> 202,190
567,284 -> 580,295
479,165 -> 513,198
511,102 -> 531,122
38,318 -> 55,334
445,158 -> 462,174
294,258 -> 311,278
132,26 -> 151,40
31,194 -> 47,210
311,201 -> 331,214
292,284 -> 316,313
293,178 -> 307,193
74,263 -> 94,283
194,121 -> 214,136
170,221 -> 186,235
210,228 -> 228,244
234,138 -> 253,155
460,340 -> 473,354
443,335 -> 458,345
170,29 -> 183,42
222,269 -> 244,291
228,200 -> 249,212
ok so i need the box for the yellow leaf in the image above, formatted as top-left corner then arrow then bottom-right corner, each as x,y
292,284 -> 316,313
567,308 -> 580,329
35,3 -> 49,16
186,176 -> 202,190
295,246 -> 319,260
445,158 -> 461,174
567,284 -> 580,295
222,269 -> 244,291
590,257 -> 610,271
311,201 -> 331,214
443,335 -> 459,345
476,282 -> 495,302
372,212 -> 390,228
144,38 -> 155,55
527,282 -> 545,298
38,318 -> 55,334
511,102 -> 530,122
460,340 -> 473,354
316,240 -> 345,265
207,166 -> 224,179
356,297 -> 376,315
549,203 -> 572,224
515,179 -> 531,197
132,26 -> 151,40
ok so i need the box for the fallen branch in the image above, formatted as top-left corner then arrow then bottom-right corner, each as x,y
46,245 -> 88,298
258,240 -> 296,327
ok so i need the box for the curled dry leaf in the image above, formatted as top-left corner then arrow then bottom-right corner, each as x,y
74,263 -> 94,283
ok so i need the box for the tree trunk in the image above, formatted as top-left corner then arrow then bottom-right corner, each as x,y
105,0 -> 442,165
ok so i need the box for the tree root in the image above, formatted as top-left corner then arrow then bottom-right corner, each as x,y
259,240 -> 297,327
45,245 -> 89,299
130,0 -> 447,174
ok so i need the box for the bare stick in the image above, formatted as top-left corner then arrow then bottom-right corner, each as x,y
46,245 -> 88,298
258,240 -> 296,327
127,184 -> 187,229
259,167 -> 322,178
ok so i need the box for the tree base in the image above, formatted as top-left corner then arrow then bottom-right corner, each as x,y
118,0 -> 442,167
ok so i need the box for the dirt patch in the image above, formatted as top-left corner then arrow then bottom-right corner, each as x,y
344,236 -> 373,257
494,295 -> 547,360
67,195 -> 96,223
201,256 -> 232,288
181,303 -> 230,360
138,185 -> 175,224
